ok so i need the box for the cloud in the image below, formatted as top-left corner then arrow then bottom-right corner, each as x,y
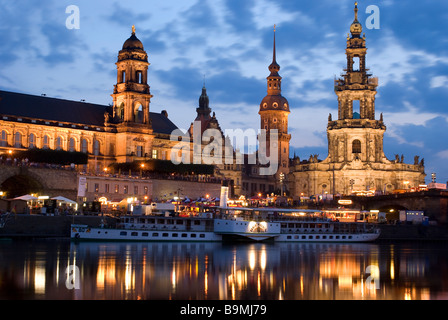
430,76 -> 448,89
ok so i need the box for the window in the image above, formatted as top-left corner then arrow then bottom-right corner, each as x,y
136,71 -> 143,83
115,184 -> 119,193
29,133 -> 36,149
121,71 -> 126,83
152,149 -> 158,159
144,186 -> 148,195
353,56 -> 360,71
69,138 -> 75,152
81,139 -> 88,153
352,139 -> 361,154
131,232 -> 138,236
93,140 -> 100,156
136,145 -> 145,158
55,136 -> 63,150
353,100 -> 360,118
0,131 -> 7,147
134,186 -> 138,195
124,185 -> 128,194
43,135 -> 50,149
14,132 -> 22,148
94,183 -> 99,192
142,232 -> 149,237
120,231 -> 127,236
134,103 -> 143,123
105,184 -> 110,193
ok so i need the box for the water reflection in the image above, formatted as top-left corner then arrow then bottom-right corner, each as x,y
0,240 -> 447,300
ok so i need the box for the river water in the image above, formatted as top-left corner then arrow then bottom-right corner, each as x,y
0,239 -> 447,300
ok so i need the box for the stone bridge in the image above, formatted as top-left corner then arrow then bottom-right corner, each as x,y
349,190 -> 448,224
0,164 -> 78,199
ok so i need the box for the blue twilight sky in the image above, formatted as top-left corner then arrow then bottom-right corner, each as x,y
1,0 -> 448,184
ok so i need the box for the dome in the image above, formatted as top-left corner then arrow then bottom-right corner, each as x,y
259,94 -> 290,113
122,27 -> 144,50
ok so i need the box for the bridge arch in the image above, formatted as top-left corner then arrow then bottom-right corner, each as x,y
0,174 -> 44,199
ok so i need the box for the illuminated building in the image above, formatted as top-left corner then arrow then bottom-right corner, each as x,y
290,3 -> 426,197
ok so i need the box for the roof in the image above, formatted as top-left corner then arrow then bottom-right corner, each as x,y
0,90 -> 178,135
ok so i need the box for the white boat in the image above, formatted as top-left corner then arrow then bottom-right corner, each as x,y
70,207 -> 380,242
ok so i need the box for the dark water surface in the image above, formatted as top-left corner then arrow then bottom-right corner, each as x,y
0,239 -> 447,300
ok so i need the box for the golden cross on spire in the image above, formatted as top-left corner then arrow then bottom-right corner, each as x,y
274,24 -> 276,32
132,25 -> 136,34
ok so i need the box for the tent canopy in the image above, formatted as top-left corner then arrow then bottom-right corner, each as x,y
13,194 -> 38,201
51,196 -> 77,204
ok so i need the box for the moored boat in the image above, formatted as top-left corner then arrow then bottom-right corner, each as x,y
70,206 -> 380,242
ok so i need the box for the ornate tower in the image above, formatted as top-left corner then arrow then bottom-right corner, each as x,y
329,2 -> 385,164
259,26 -> 291,177
111,26 -> 153,126
111,26 -> 154,163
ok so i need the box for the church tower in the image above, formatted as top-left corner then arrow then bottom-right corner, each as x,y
290,2 -> 425,198
111,26 -> 154,162
259,26 -> 291,178
329,2 -> 385,164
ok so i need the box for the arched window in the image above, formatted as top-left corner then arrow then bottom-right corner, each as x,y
122,71 -> 126,83
14,132 -> 22,148
93,140 -> 100,156
0,131 -> 7,147
29,133 -> 36,149
352,139 -> 361,154
134,103 -> 143,123
69,138 -> 76,152
43,135 -> 50,149
55,136 -> 63,150
81,138 -> 88,153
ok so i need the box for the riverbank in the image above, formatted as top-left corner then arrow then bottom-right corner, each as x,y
1,214 -> 448,241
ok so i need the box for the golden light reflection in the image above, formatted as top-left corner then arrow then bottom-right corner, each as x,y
34,264 -> 46,294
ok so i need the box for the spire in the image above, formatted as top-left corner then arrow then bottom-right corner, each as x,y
269,24 -> 280,76
132,25 -> 136,35
350,2 -> 362,37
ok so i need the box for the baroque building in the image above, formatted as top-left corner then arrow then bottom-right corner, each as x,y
289,3 -> 426,197
0,27 -> 181,174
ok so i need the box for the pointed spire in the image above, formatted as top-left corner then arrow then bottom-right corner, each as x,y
354,2 -> 359,22
269,24 -> 280,75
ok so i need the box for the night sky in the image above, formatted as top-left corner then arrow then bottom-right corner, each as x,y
1,0 -> 447,184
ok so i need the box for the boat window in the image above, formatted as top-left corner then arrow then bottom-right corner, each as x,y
316,236 -> 320,239
329,236 -> 333,239
287,236 -> 292,240
162,233 -> 169,237
322,236 -> 326,239
302,235 -> 306,239
194,220 -> 201,225
152,233 -> 159,237
342,236 -> 346,239
336,236 -> 340,239
173,233 -> 178,237
131,232 -> 138,236
181,234 -> 188,238
199,234 -> 205,238
120,231 -> 127,236
308,235 -> 313,239
176,220 -> 183,225
191,234 -> 197,238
